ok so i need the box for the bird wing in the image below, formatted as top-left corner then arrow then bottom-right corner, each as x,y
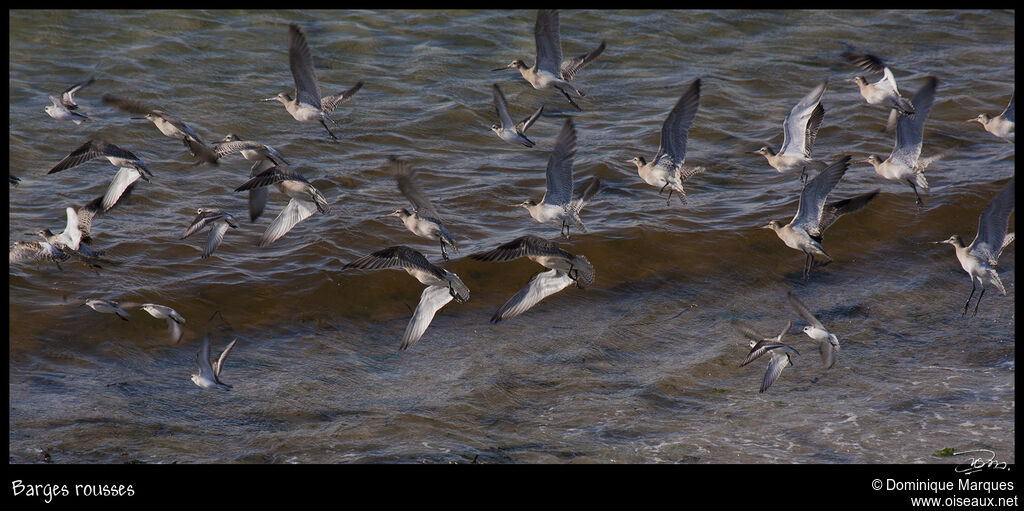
517,105 -> 544,134
48,140 -> 128,174
470,235 -> 570,263
842,48 -> 888,75
542,118 -> 577,207
491,269 -> 574,323
166,315 -> 184,343
321,81 -> 364,113
213,338 -> 239,379
779,80 -> 827,158
819,341 -> 836,370
533,9 -> 563,75
787,291 -> 824,329
259,198 -> 317,247
970,177 -> 1015,265
204,221 -> 232,258
61,76 -> 94,108
196,336 -> 216,380
392,157 -> 442,221
891,77 -> 938,168
400,285 -> 455,350
1002,90 -> 1014,123
560,40 -> 606,81
344,245 -> 444,278
653,78 -> 701,170
790,155 -> 851,233
55,207 -> 82,250
815,189 -> 879,237
101,167 -> 144,211
760,352 -> 792,393
101,94 -> 153,115
288,23 -> 323,109
234,165 -> 290,192
492,83 -> 516,129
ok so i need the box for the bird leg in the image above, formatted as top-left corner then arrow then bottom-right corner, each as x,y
440,239 -> 449,261
802,253 -> 813,280
972,282 -> 986,317
561,219 -> 570,239
961,279 -> 977,317
907,179 -> 923,208
800,166 -> 808,185
665,188 -> 674,206
319,119 -> 339,141
557,87 -> 581,110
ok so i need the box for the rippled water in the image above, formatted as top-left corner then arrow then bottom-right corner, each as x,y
9,9 -> 1014,464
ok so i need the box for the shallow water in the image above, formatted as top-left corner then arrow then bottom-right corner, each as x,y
8,9 -> 1014,464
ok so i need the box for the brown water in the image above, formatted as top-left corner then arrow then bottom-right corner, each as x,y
9,9 -> 1014,464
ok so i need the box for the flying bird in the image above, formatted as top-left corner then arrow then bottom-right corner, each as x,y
386,157 -> 458,261
763,156 -> 879,278
344,246 -> 469,350
471,235 -> 595,323
630,78 -> 705,204
262,23 -> 363,141
935,178 -> 1015,317
234,165 -> 330,247
492,9 -> 605,110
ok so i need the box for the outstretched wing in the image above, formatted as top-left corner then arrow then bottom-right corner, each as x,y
400,285 -> 456,350
491,269 -> 574,323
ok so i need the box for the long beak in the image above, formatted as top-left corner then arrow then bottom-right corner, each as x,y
965,118 -> 980,123
259,97 -> 278,102
130,117 -> 147,120
750,150 -> 763,155
491,66 -> 511,72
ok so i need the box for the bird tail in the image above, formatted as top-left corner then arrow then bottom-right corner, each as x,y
312,188 -> 331,215
988,269 -> 1007,296
568,178 -> 600,233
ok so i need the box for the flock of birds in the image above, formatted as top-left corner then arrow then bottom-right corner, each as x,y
10,10 -> 1016,394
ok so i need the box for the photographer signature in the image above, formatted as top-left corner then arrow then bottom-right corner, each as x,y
953,449 -> 1009,475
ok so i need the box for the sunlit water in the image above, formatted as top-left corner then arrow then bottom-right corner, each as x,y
9,9 -> 1014,464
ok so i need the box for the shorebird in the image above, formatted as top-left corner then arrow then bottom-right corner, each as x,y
44,76 -> 94,125
181,208 -> 239,258
842,46 -> 915,132
763,156 -> 879,279
9,241 -> 72,270
492,9 -> 605,110
82,298 -> 130,321
735,320 -> 799,394
935,178 -> 1015,317
47,139 -> 152,212
140,304 -> 186,343
968,89 -> 1014,143
262,23 -> 363,141
787,291 -> 840,369
386,157 -> 458,261
212,133 -> 288,171
191,336 -> 238,390
344,246 -> 470,350
102,94 -> 217,164
234,165 -> 330,247
520,118 -> 600,238
213,134 -> 288,221
470,235 -> 595,323
863,77 -> 939,207
754,79 -> 828,182
630,78 -> 705,204
491,83 -> 544,147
